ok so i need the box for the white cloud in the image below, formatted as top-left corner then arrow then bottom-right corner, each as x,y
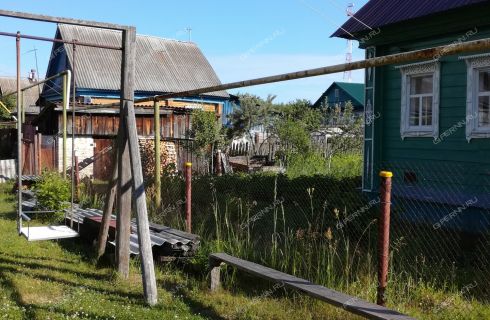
208,53 -> 364,103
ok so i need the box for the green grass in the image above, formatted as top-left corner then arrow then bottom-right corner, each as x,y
3,180 -> 489,320
0,183 -> 369,320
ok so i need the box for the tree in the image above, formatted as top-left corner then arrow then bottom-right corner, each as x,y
189,109 -> 222,156
0,94 -> 16,120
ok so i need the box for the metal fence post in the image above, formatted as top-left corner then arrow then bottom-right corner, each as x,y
377,171 -> 393,306
185,162 -> 192,233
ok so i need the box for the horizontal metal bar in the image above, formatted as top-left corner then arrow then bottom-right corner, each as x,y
94,37 -> 490,108
0,71 -> 72,109
23,210 -> 57,214
0,31 -> 123,50
0,9 -> 129,31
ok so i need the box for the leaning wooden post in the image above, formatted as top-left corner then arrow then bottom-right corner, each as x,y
97,152 -> 118,259
121,26 -> 158,305
377,171 -> 393,306
185,162 -> 192,233
154,100 -> 161,211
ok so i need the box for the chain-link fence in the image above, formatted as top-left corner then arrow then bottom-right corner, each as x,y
146,156 -> 489,319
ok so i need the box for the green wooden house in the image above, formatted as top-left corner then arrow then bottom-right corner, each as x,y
333,0 -> 490,231
312,82 -> 365,115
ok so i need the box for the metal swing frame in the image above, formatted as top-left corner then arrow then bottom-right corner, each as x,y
15,69 -> 79,241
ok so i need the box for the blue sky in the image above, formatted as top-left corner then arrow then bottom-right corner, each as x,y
0,0 -> 369,103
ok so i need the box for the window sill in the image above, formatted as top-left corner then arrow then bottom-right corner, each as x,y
467,131 -> 490,141
401,130 -> 436,139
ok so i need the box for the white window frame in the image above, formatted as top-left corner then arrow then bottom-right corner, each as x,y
397,61 -> 440,139
460,54 -> 490,141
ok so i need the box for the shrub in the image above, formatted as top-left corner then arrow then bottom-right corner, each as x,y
35,171 -> 70,223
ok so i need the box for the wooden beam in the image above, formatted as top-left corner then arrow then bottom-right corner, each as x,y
0,9 -> 129,30
121,27 -> 158,305
209,253 -> 415,320
116,100 -> 132,279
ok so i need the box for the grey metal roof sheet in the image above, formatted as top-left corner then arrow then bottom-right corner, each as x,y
332,0 -> 490,39
0,77 -> 42,108
56,24 -> 228,98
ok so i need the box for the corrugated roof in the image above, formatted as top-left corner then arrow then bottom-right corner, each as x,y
0,77 -> 42,107
332,0 -> 490,39
53,24 -> 228,98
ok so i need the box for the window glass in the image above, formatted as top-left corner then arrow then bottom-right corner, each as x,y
410,75 -> 433,95
478,95 -> 490,127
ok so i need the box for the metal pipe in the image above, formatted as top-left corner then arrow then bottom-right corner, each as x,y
90,37 -> 490,109
0,31 -> 123,50
16,31 -> 22,235
62,71 -> 72,178
154,101 -> 161,211
0,9 -> 129,31
377,171 -> 393,306
1,70 -> 74,100
185,162 -> 192,233
70,41 -> 77,229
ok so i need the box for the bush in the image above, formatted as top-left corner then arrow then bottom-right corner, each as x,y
286,152 -> 327,178
35,171 -> 70,223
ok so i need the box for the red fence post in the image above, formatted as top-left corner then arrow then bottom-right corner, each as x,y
185,162 -> 192,233
377,171 -> 393,306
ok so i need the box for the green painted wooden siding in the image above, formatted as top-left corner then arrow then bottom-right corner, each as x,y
370,26 -> 490,194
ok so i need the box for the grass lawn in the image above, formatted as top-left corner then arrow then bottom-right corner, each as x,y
0,184 -> 366,320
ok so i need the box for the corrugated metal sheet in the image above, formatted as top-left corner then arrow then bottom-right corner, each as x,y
0,77 -> 42,109
0,159 -> 16,183
332,0 -> 490,39
56,24 -> 228,98
21,196 -> 200,256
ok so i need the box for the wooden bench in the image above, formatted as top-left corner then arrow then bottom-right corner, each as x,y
209,253 -> 415,320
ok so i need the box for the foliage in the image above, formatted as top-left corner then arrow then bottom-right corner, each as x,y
275,118 -> 311,154
78,177 -> 105,210
0,94 -> 16,120
189,109 -> 222,155
328,153 -> 363,178
227,93 -> 276,141
286,152 -> 328,178
34,171 -> 70,222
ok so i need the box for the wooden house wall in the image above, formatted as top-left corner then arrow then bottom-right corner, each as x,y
62,112 -> 191,138
371,26 -> 490,195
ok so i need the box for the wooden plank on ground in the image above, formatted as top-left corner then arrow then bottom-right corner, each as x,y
209,253 -> 415,320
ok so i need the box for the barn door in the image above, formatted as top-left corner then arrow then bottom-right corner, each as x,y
93,138 -> 115,181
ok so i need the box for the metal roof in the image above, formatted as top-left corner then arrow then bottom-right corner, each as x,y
0,77 -> 42,108
313,82 -> 365,109
332,0 -> 490,39
52,24 -> 228,98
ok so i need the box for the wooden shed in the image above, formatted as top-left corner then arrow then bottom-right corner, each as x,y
35,24 -> 231,179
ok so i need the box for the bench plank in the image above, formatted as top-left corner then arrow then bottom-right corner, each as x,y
210,253 -> 415,320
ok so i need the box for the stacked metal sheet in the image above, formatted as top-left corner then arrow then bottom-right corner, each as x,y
21,195 -> 200,258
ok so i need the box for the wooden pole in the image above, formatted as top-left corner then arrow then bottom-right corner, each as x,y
185,162 -> 192,233
121,27 -> 158,305
116,62 -> 132,279
97,151 -> 118,259
377,171 -> 393,306
154,101 -> 161,211
70,41 -> 77,229
62,73 -> 68,178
